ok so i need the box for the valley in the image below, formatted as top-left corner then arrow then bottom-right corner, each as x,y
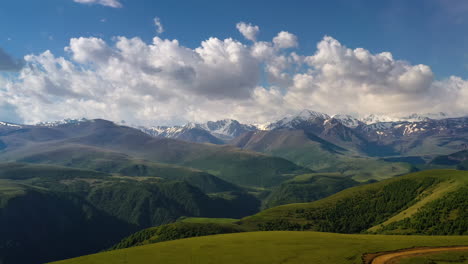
0,114 -> 467,264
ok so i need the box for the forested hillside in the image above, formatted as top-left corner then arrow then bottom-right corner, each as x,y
241,170 -> 468,235
0,163 -> 259,264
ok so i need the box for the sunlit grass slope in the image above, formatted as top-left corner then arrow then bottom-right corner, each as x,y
241,170 -> 468,234
398,251 -> 468,264
51,231 -> 468,264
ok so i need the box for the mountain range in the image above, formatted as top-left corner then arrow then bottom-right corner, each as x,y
100,110 -> 467,176
131,111 -> 467,156
4,110 -> 467,172
138,119 -> 258,144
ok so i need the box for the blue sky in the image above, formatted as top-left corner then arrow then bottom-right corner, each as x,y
1,0 -> 468,125
1,0 -> 467,78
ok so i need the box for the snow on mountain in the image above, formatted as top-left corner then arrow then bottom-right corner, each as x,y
140,125 -> 185,138
24,110 -> 462,145
200,119 -> 257,140
360,112 -> 448,125
0,121 -> 22,128
399,112 -> 448,122
254,122 -> 271,131
359,114 -> 401,125
296,110 -> 330,120
331,114 -> 363,128
36,118 -> 90,127
140,119 -> 257,142
266,110 -> 331,130
255,110 -> 447,131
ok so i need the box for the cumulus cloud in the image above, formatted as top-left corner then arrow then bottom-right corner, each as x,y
236,22 -> 260,41
154,17 -> 164,34
0,24 -> 468,126
0,48 -> 24,72
73,0 -> 122,8
273,31 -> 298,49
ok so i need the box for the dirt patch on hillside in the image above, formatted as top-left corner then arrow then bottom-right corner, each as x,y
362,246 -> 468,264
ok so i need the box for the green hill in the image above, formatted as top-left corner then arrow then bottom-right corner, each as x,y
231,129 -> 414,181
0,163 -> 260,264
240,170 -> 468,235
14,145 -> 243,193
47,169 -> 467,264
0,120 -> 310,187
262,173 -> 359,209
110,221 -> 245,250
0,185 -> 135,264
50,231 -> 468,264
430,150 -> 468,170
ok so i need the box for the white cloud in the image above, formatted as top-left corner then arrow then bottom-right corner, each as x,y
73,0 -> 122,8
65,37 -> 113,64
236,22 -> 260,41
273,31 -> 298,49
1,26 -> 468,126
285,36 -> 442,115
154,17 -> 164,34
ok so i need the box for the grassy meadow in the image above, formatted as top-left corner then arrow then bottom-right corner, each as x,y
398,251 -> 468,264
50,231 -> 468,264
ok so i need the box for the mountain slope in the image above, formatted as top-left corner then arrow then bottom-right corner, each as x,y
49,231 -> 468,264
0,119 -> 309,187
0,163 -> 261,264
140,125 -> 224,144
0,182 -> 135,264
262,173 -> 359,209
140,119 -> 257,143
355,117 -> 468,156
110,221 -> 245,250
231,129 -> 413,181
240,170 -> 468,235
430,150 -> 468,170
11,144 -> 241,193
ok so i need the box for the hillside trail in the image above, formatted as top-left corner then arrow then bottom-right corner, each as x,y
365,246 -> 468,264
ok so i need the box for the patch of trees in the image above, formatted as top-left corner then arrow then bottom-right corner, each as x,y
307,178 -> 437,233
263,176 -> 358,209
380,188 -> 468,235
257,220 -> 311,231
111,222 -> 244,250
259,178 -> 438,234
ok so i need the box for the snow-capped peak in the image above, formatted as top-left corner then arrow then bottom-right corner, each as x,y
360,114 -> 399,125
331,114 -> 362,128
0,121 -> 22,128
297,109 -> 331,120
139,119 -> 257,141
185,122 -> 199,129
36,118 -> 90,127
360,112 -> 449,125
199,119 -> 256,139
399,112 -> 447,122
266,110 -> 331,130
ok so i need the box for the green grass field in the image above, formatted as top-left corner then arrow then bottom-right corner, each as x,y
50,231 -> 468,264
398,251 -> 468,264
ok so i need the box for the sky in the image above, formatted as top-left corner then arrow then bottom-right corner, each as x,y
0,0 -> 468,125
